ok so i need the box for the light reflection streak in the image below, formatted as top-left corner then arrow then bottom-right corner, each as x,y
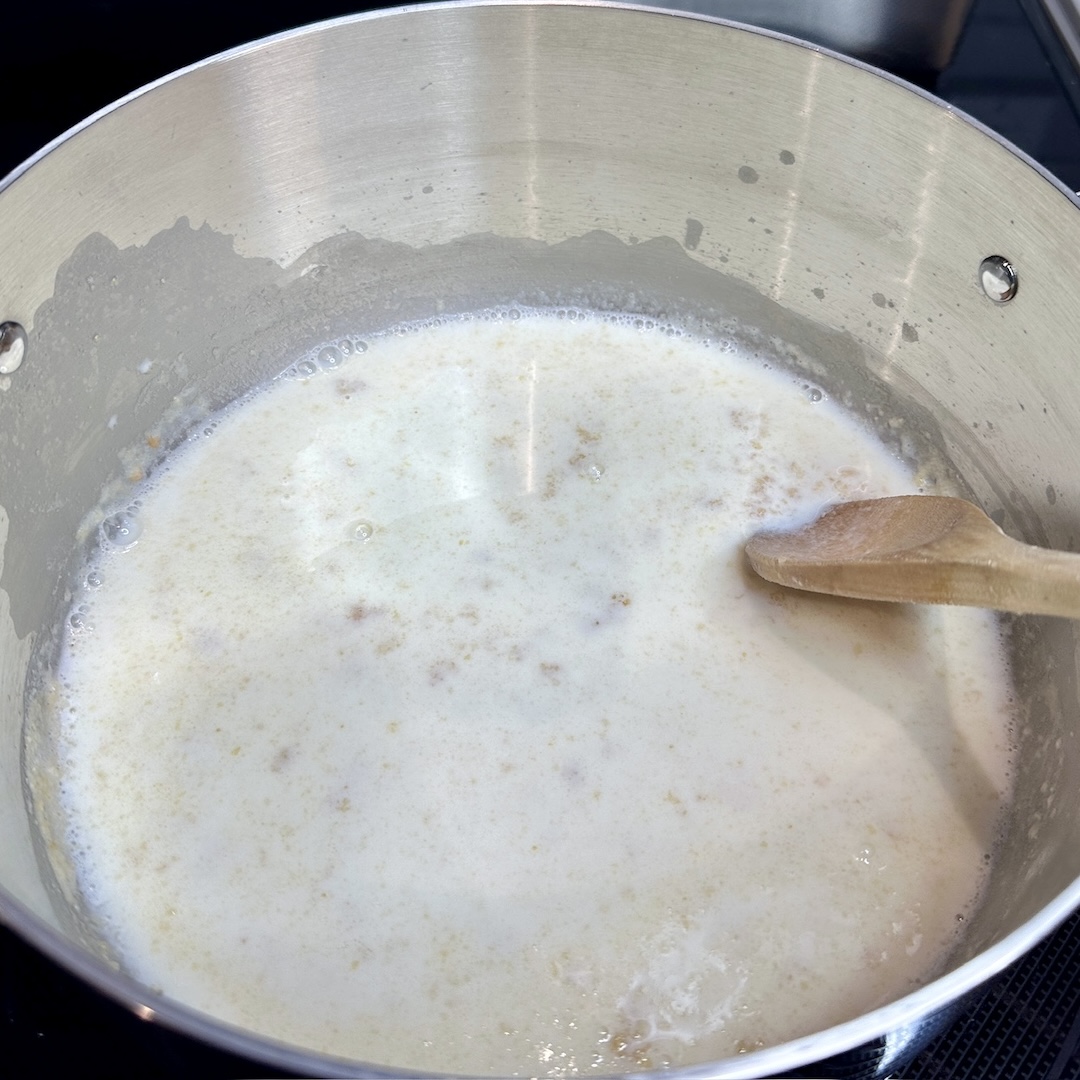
523,9 -> 542,240
883,115 -> 954,361
770,52 -> 822,304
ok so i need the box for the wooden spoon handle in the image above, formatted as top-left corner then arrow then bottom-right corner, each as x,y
941,532 -> 1080,618
797,528 -> 1080,617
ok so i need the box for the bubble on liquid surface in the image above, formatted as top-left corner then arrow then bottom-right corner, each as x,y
101,511 -> 142,551
352,520 -> 375,542
85,570 -> 104,589
806,386 -> 824,403
296,359 -> 318,377
582,463 -> 606,482
318,346 -> 344,370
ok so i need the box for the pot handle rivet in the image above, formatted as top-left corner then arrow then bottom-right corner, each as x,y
979,256 -> 1018,303
0,321 -> 27,374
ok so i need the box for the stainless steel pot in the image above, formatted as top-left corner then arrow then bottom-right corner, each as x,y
3,3 -> 1080,1076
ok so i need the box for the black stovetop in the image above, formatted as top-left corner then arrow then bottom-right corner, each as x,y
3,1 -> 1080,1077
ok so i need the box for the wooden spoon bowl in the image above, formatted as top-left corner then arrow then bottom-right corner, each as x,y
745,496 -> 1080,618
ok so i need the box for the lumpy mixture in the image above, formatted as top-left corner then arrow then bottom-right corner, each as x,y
45,313 -> 1014,1074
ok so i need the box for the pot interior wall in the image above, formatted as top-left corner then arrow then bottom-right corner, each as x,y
1,3 -> 1080,1072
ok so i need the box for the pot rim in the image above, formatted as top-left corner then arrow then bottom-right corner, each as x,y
5,0 -> 1078,214
3,3 -> 1079,1077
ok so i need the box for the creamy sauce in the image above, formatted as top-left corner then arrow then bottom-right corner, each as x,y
48,313 -> 1014,1074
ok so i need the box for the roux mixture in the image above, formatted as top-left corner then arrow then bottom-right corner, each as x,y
47,313 -> 1014,1074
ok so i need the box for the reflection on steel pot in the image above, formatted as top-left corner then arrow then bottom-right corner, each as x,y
2,3 -> 1080,1077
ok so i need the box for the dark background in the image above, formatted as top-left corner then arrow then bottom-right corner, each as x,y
3,1 -> 1080,1077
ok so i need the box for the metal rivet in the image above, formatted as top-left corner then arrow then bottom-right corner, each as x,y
979,256 -> 1018,303
0,321 -> 27,374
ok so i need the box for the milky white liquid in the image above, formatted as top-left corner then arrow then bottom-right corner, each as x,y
48,313 -> 1014,1075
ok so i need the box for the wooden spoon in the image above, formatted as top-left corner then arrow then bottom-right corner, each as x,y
745,495 -> 1080,618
